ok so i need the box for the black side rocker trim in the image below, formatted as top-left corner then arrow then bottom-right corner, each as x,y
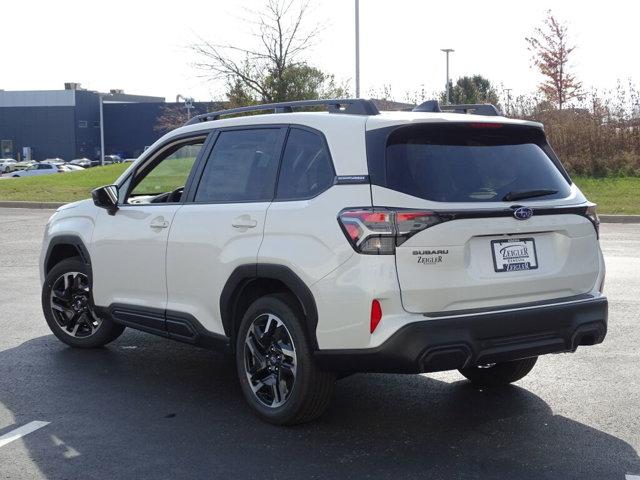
315,297 -> 608,374
101,303 -> 230,351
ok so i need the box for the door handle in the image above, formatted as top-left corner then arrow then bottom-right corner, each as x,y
150,218 -> 169,229
232,215 -> 258,229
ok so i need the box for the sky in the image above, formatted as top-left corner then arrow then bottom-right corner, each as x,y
2,0 -> 639,102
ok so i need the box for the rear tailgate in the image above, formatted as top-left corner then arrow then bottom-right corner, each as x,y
366,120 -> 602,314
395,212 -> 599,313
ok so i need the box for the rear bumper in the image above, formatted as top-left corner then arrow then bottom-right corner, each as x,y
314,296 -> 608,373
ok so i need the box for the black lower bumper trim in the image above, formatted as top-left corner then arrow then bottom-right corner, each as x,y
314,297 -> 608,374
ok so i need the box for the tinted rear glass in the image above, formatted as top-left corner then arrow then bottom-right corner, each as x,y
384,124 -> 571,202
195,128 -> 281,203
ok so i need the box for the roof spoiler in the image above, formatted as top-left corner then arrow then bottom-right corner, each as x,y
413,100 -> 501,117
184,98 -> 380,126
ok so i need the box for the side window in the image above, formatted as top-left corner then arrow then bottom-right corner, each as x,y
194,129 -> 282,203
127,139 -> 204,204
276,128 -> 334,200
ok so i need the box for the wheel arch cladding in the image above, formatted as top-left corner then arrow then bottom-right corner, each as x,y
220,264 -> 319,351
45,235 -> 91,275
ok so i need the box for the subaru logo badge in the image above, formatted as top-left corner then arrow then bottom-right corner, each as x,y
513,207 -> 533,220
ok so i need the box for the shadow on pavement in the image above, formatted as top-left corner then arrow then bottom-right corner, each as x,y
0,331 -> 638,480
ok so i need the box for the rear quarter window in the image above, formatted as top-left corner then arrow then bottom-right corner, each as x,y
370,123 -> 572,203
276,128 -> 334,200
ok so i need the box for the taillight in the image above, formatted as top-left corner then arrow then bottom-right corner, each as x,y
585,204 -> 600,238
338,208 -> 447,254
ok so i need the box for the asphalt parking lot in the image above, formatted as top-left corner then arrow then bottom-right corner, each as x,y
0,207 -> 638,480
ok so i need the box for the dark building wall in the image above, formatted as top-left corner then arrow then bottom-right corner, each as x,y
73,90 -> 101,159
0,106 -> 77,160
104,102 -> 219,159
0,91 -> 216,161
103,102 -> 165,159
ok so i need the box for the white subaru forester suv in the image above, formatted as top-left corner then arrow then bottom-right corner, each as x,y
40,99 -> 607,425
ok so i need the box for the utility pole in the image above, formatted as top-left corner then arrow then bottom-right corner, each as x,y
504,88 -> 512,116
355,0 -> 360,98
440,48 -> 454,104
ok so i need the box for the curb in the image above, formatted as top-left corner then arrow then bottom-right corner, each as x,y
0,201 -> 66,209
599,215 -> 640,224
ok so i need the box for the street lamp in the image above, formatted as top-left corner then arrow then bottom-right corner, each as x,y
98,93 -> 111,166
440,48 -> 454,104
177,94 -> 195,119
355,0 -> 360,98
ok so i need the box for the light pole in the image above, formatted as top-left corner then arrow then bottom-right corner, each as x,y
355,0 -> 360,98
99,94 -> 105,166
441,48 -> 454,104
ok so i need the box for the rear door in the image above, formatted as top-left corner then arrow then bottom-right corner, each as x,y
166,126 -> 286,335
368,122 -> 601,314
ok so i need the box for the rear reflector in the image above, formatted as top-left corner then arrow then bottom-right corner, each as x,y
370,299 -> 382,333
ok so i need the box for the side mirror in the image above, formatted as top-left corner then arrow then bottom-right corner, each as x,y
91,184 -> 119,215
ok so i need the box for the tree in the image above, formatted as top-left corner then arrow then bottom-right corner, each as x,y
154,102 -> 226,134
526,10 -> 582,109
192,0 -> 348,106
154,105 -> 191,134
440,75 -> 500,105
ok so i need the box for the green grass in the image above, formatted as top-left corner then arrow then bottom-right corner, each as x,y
0,165 -> 638,214
0,164 -> 129,202
573,176 -> 640,215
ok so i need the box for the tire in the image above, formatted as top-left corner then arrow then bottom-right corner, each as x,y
235,293 -> 336,425
459,357 -> 538,388
42,258 -> 125,348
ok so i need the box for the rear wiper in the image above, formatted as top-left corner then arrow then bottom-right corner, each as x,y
502,189 -> 558,202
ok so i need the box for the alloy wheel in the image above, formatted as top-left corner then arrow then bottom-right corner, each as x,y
244,313 -> 297,408
49,272 -> 102,338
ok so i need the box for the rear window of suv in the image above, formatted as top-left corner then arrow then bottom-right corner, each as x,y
376,123 -> 571,203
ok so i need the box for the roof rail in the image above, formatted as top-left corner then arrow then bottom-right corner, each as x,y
413,100 -> 501,117
184,98 -> 379,126
412,100 -> 441,113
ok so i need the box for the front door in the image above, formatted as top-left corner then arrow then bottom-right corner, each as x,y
91,136 -> 207,327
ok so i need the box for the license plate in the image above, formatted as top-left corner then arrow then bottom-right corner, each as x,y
491,238 -> 538,272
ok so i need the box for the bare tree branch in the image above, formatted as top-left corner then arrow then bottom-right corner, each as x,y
191,0 -> 327,104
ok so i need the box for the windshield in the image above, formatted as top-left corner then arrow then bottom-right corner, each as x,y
384,123 -> 571,203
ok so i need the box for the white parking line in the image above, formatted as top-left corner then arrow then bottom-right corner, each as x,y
0,421 -> 50,448
626,475 -> 640,480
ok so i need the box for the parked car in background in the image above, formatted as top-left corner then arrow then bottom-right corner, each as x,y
0,159 -> 16,173
7,160 -> 35,172
9,162 -> 66,177
104,155 -> 122,164
42,158 -> 65,166
69,158 -> 92,168
64,164 -> 85,171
